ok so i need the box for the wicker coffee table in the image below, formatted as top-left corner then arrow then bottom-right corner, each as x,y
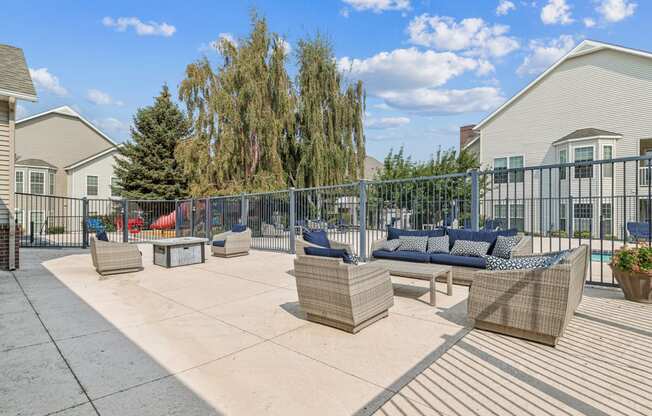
371,259 -> 453,306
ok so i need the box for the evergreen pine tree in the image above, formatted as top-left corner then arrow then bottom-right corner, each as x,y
114,85 -> 190,199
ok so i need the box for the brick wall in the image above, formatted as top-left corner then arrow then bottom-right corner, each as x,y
459,124 -> 477,149
0,225 -> 20,270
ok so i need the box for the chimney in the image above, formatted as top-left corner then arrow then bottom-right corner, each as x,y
459,124 -> 477,149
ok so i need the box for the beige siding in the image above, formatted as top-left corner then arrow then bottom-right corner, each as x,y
0,100 -> 10,224
68,151 -> 121,200
15,113 -> 113,168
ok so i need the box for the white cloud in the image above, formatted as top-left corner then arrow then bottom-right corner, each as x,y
102,16 -> 176,37
340,8 -> 351,18
366,116 -> 410,129
16,104 -> 28,119
277,38 -> 292,55
93,117 -> 130,135
87,89 -> 123,106
496,0 -> 516,15
338,48 -> 490,93
217,32 -> 237,46
516,34 -> 576,76
541,0 -> 574,25
583,17 -> 597,27
341,0 -> 410,13
28,68 -> 67,96
596,0 -> 636,22
377,87 -> 504,114
407,15 -> 519,58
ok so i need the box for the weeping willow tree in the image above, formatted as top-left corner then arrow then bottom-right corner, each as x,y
177,13 -> 365,196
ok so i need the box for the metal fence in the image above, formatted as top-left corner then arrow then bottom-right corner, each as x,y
16,154 -> 652,287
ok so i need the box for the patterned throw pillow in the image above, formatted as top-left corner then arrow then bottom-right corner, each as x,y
450,240 -> 491,257
485,254 -> 557,270
427,236 -> 449,253
380,239 -> 402,252
492,235 -> 520,259
398,236 -> 428,252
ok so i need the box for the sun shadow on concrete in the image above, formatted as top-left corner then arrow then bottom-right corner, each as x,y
2,248 -> 225,416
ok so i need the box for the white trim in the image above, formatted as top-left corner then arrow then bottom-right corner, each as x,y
16,105 -> 118,146
85,174 -> 99,197
15,170 -> 25,194
552,134 -> 621,146
0,88 -> 37,102
461,135 -> 480,150
14,163 -> 57,171
65,145 -> 122,171
28,170 -> 45,195
474,40 -> 652,131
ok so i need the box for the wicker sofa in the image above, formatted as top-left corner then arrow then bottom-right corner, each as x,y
294,238 -> 394,333
370,231 -> 532,286
211,228 -> 252,257
468,245 -> 589,346
90,237 -> 143,276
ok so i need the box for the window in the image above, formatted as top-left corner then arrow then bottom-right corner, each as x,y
601,203 -> 612,237
30,211 -> 44,235
29,171 -> 45,194
495,204 -> 508,229
49,172 -> 55,195
510,203 -> 525,232
509,156 -> 524,183
574,146 -> 594,178
560,203 -> 567,232
559,149 -> 567,180
494,158 -> 508,184
573,203 -> 593,235
603,145 -> 613,178
15,171 -> 24,193
110,177 -> 120,197
86,176 -> 98,196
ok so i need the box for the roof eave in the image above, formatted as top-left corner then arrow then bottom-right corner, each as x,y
0,88 -> 37,102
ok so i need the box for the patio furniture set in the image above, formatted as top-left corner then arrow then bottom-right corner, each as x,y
294,226 -> 589,346
90,224 -> 252,275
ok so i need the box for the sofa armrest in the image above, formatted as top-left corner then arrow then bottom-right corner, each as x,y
370,239 -> 386,255
329,240 -> 353,255
510,235 -> 532,257
213,231 -> 231,241
468,266 -> 572,338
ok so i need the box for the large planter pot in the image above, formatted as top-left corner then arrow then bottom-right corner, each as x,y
610,266 -> 652,303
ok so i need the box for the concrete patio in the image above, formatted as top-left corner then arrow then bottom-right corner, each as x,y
1,247 -> 650,415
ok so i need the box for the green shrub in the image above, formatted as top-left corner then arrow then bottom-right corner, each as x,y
613,245 -> 652,272
47,226 -> 65,234
549,230 -> 568,238
573,230 -> 591,239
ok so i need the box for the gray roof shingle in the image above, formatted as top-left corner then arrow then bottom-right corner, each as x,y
553,128 -> 622,144
16,158 -> 57,169
0,44 -> 37,100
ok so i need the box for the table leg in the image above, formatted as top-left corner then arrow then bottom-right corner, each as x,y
430,276 -> 436,306
446,270 -> 453,296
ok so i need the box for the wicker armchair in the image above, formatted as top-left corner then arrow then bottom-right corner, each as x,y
294,239 -> 394,333
468,245 -> 588,346
90,237 -> 143,277
370,233 -> 532,286
211,228 -> 252,258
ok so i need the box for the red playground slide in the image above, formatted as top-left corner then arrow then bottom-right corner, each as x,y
151,211 -> 176,230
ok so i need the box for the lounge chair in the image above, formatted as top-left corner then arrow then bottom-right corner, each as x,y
468,245 -> 589,346
627,221 -> 652,241
211,225 -> 252,257
294,237 -> 393,333
90,236 -> 143,276
262,222 -> 288,238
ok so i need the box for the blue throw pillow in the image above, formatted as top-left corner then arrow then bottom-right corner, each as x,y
95,230 -> 109,242
231,224 -> 247,233
212,240 -> 226,247
387,226 -> 444,240
304,247 -> 353,264
302,229 -> 330,248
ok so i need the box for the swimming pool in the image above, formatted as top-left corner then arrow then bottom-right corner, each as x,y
591,250 -> 612,263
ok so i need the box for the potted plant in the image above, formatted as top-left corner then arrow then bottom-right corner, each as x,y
609,245 -> 652,303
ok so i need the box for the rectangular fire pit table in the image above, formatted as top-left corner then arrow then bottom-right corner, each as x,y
152,237 -> 209,268
370,259 -> 453,306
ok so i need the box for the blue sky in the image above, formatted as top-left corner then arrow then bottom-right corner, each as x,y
0,0 -> 645,161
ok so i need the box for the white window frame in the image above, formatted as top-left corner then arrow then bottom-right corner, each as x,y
558,148 -> 568,180
29,171 -> 45,195
602,144 -> 614,178
15,170 -> 24,193
573,145 -> 595,179
86,175 -> 99,197
48,171 -> 55,195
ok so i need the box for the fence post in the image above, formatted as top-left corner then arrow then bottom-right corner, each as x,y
122,199 -> 129,243
359,180 -> 367,260
174,199 -> 180,237
471,170 -> 480,230
82,197 -> 89,248
289,188 -> 296,254
205,197 -> 211,240
240,193 -> 247,225
190,199 -> 196,237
